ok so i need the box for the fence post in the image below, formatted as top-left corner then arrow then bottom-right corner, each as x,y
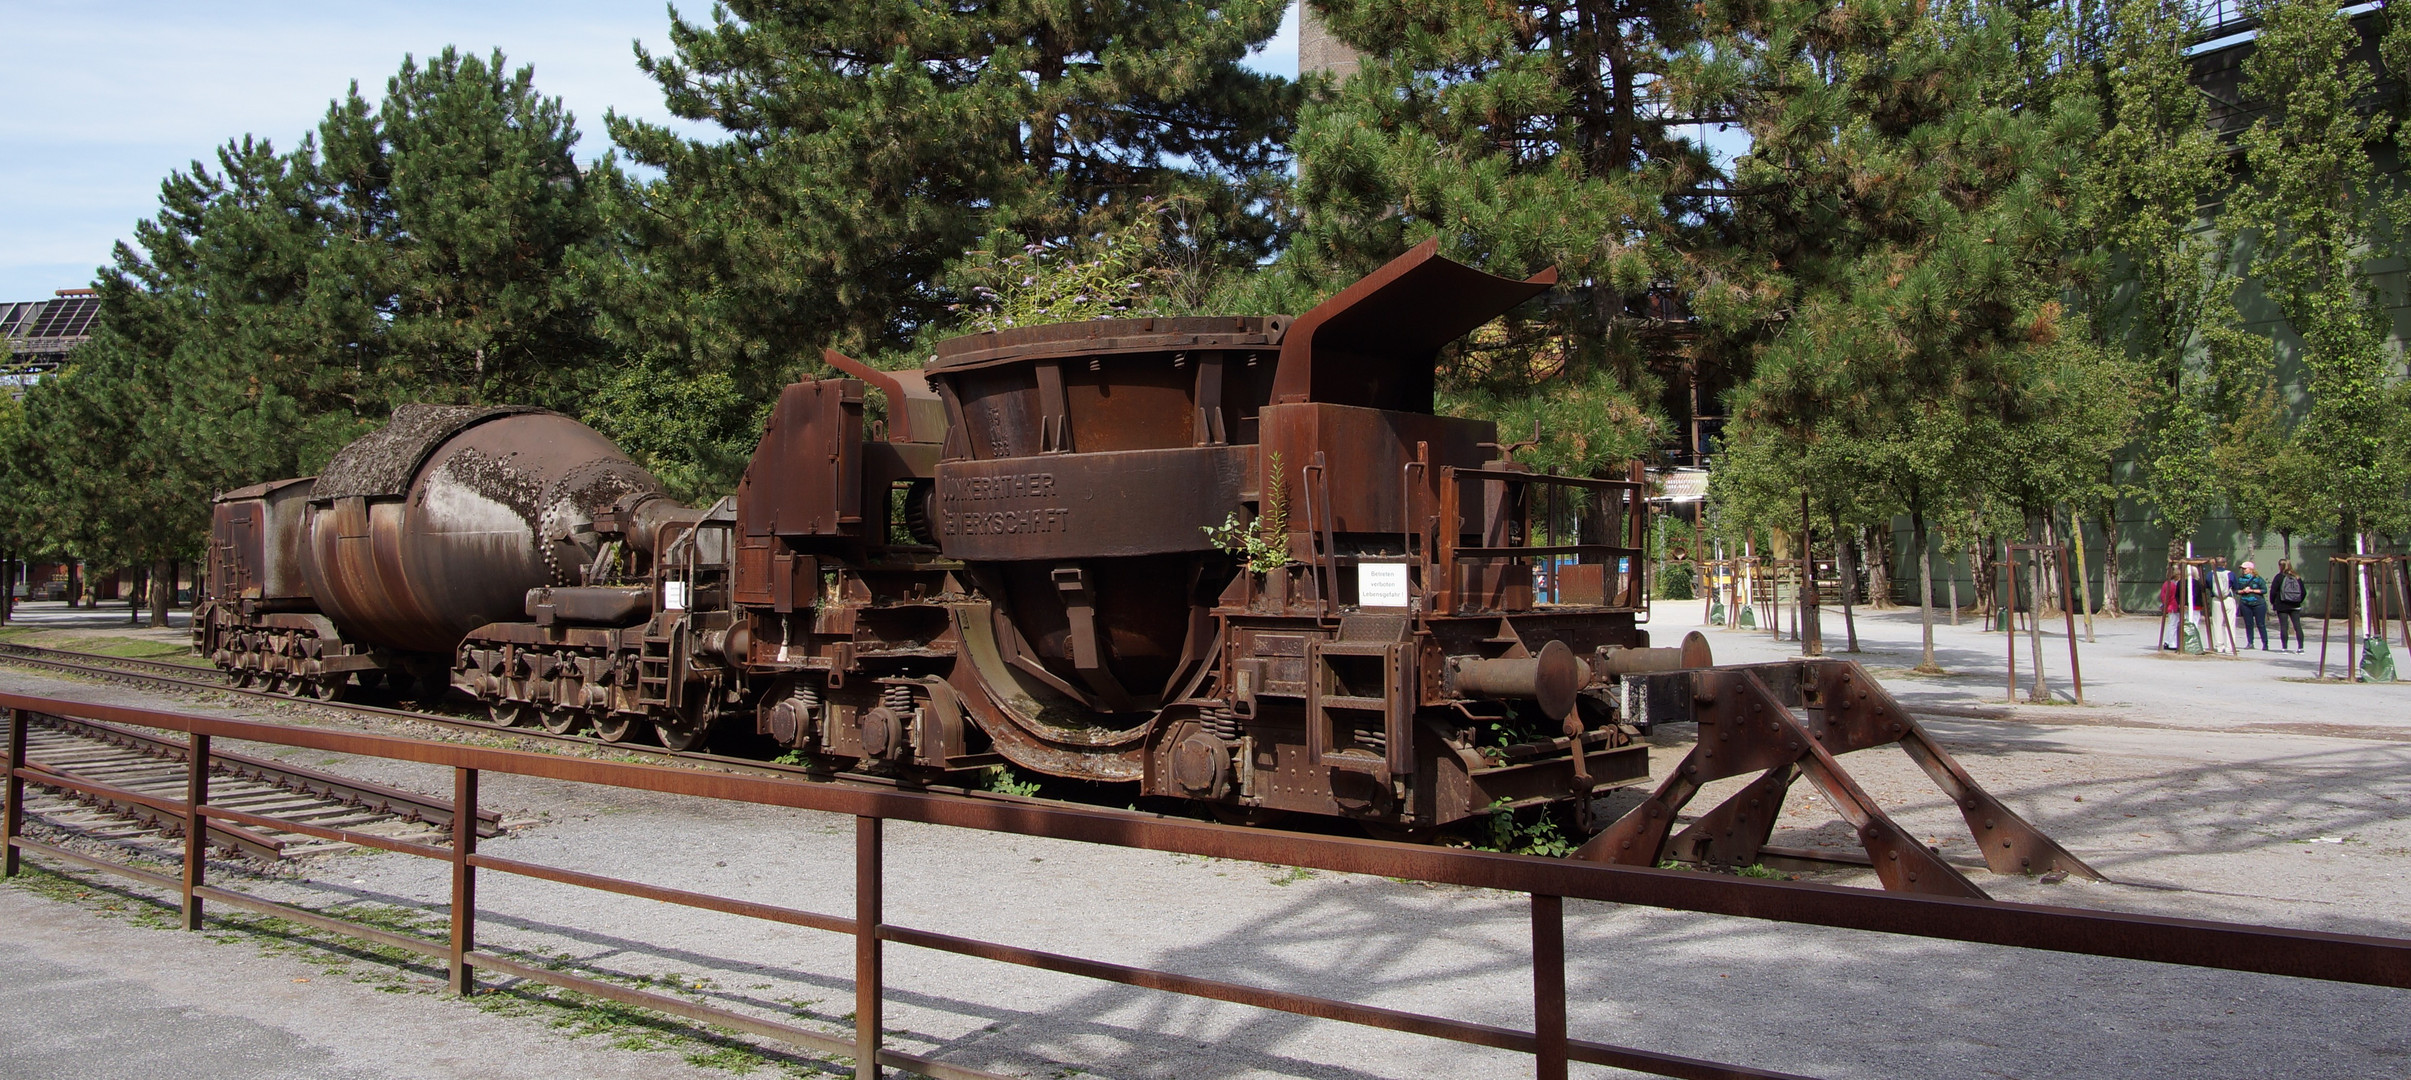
182,732 -> 210,930
856,815 -> 885,1080
3,708 -> 23,878
449,767 -> 479,996
1532,893 -> 1566,1080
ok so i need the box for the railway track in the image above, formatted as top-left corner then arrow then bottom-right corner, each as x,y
0,640 -> 1065,813
5,710 -> 498,861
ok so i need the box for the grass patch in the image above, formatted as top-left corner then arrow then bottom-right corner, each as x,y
0,627 -> 210,666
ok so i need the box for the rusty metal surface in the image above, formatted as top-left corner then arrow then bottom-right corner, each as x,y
934,445 -> 1252,560
304,410 -> 670,654
1272,238 -> 1556,410
1575,659 -> 2104,897
310,404 -> 542,500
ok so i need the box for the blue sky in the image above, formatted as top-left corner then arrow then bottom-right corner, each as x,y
0,1 -> 1300,302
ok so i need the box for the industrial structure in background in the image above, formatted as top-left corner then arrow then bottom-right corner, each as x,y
0,288 -> 97,396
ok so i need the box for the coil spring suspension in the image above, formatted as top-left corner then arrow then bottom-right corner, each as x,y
882,683 -> 916,715
1202,707 -> 1240,742
795,680 -> 823,713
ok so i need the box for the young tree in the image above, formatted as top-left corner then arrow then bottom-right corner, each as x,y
2066,0 -> 2231,601
2227,0 -> 2409,624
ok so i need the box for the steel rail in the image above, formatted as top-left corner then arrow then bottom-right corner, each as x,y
0,641 -> 1101,815
37,713 -> 499,837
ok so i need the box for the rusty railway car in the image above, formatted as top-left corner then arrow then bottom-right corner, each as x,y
199,243 -> 1705,833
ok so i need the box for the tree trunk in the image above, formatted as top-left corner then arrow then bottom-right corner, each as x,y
1915,511 -> 1941,673
2025,537 -> 2048,700
2038,514 -> 2062,616
1972,539 -> 1995,622
2070,508 -> 2096,642
150,559 -> 172,629
2101,505 -> 2124,617
0,552 -> 13,625
126,567 -> 144,624
1798,492 -> 1822,656
1836,509 -> 1860,653
1862,524 -> 1893,608
65,562 -> 82,609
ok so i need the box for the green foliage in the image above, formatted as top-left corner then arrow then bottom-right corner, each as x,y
605,0 -> 1297,395
582,357 -> 765,504
20,48 -> 607,573
1480,801 -> 1575,858
1655,560 -> 1695,601
1291,0 -> 1705,472
982,766 -> 1043,798
2227,0 -> 2409,540
1204,452 -> 1290,574
951,203 -> 1188,332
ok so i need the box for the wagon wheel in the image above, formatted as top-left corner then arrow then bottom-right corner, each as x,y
652,690 -> 714,752
303,674 -> 347,702
539,706 -> 586,736
257,671 -> 286,695
592,712 -> 640,744
229,666 -> 257,689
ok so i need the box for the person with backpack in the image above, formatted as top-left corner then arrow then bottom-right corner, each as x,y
2271,559 -> 2309,652
2233,560 -> 2269,650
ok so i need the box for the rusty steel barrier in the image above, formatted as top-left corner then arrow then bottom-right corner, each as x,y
4,690 -> 2410,1080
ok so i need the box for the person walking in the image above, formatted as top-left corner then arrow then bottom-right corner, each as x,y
2234,560 -> 2270,651
2271,558 -> 2309,652
2207,557 -> 2239,654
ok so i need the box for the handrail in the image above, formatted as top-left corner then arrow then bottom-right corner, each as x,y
5,692 -> 2409,1080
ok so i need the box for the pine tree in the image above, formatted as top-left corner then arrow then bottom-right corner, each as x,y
318,48 -> 608,410
1706,0 -> 2102,659
1290,0 -> 1726,468
604,0 -> 1296,393
17,50 -> 612,586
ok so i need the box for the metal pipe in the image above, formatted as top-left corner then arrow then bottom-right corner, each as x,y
1450,640 -> 1589,720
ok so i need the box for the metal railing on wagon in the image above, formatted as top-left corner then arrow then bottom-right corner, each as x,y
2,690 -> 2408,1080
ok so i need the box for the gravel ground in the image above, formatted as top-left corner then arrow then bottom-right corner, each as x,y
0,600 -> 2406,1080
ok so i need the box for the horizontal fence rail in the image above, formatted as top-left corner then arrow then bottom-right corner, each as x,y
3,690 -> 2409,1080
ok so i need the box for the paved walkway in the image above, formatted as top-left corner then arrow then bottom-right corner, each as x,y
1652,598 -> 2408,735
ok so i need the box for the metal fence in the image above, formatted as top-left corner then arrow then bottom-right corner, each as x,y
3,689 -> 2408,1080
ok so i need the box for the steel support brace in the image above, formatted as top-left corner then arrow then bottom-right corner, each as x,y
182,732 -> 210,929
856,815 -> 884,1080
1531,894 -> 1567,1080
449,767 -> 479,995
2,708 -> 22,879
1574,659 -> 2103,897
